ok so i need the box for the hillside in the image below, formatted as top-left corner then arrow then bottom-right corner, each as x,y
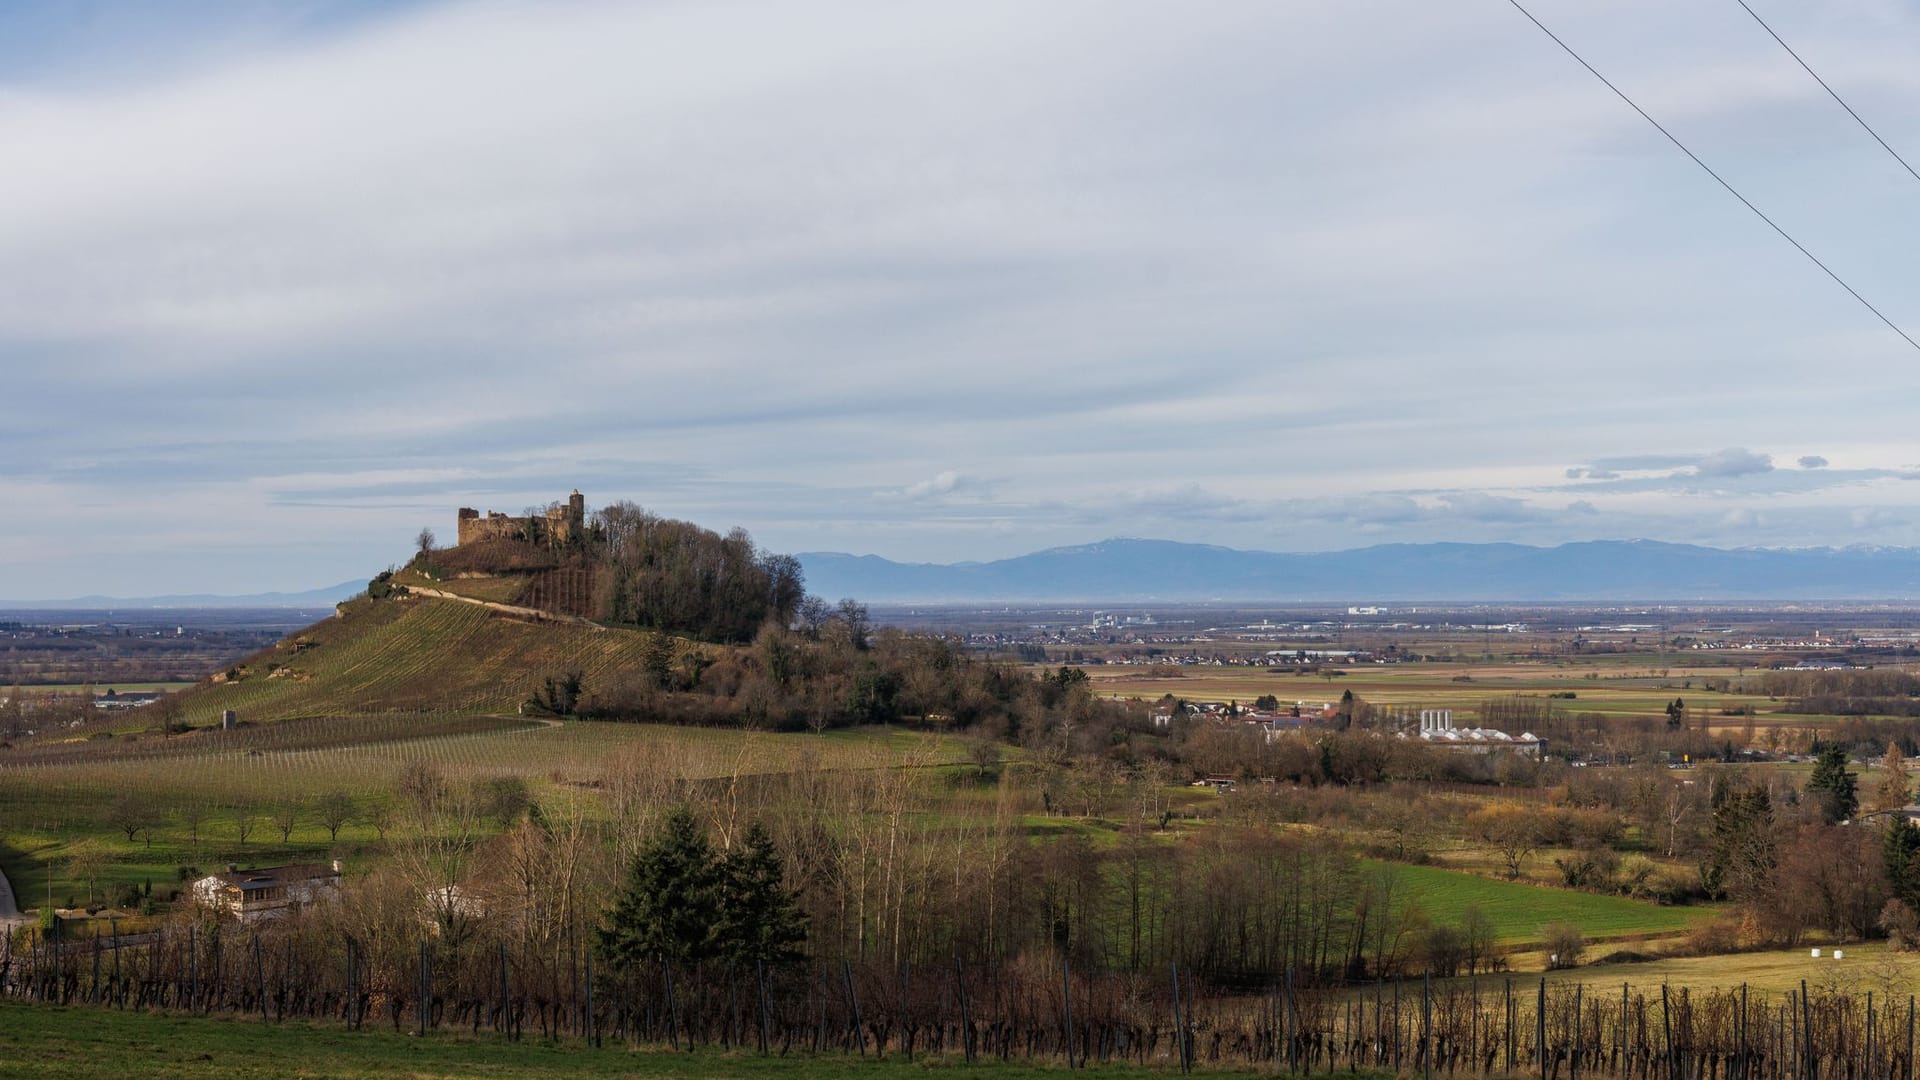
176,593 -> 676,725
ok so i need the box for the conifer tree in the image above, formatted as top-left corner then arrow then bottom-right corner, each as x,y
597,805 -> 719,966
1808,743 -> 1859,825
714,822 -> 807,965
1886,817 -> 1920,908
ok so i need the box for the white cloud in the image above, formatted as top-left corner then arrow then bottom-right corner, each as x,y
884,470 -> 970,501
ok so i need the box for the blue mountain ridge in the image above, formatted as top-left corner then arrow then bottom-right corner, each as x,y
796,539 -> 1920,603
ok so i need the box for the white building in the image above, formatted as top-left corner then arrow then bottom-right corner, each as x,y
1410,709 -> 1543,758
192,862 -> 342,922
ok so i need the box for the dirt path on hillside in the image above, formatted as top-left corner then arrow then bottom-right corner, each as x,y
407,587 -> 602,628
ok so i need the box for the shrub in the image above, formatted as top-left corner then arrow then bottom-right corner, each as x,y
1541,922 -> 1586,969
1678,916 -> 1742,956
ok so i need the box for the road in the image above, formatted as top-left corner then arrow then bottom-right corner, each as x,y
0,862 -> 20,923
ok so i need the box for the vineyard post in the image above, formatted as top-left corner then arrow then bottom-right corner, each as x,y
1741,983 -> 1749,1080
842,958 -> 866,1056
1060,954 -> 1074,1069
1663,985 -> 1677,1080
665,958 -> 679,1051
586,949 -> 596,1048
1906,996 -> 1914,1080
1171,961 -> 1189,1075
1423,970 -> 1433,1080
497,942 -> 508,1037
1871,992 -> 1878,1080
188,924 -> 197,1015
414,941 -> 427,1037
1291,967 -> 1303,1073
1623,984 -> 1631,1077
1507,979 -> 1516,1074
1539,979 -> 1548,1080
1573,983 -> 1582,1080
1394,978 -> 1402,1072
109,919 -> 119,1005
252,934 -> 267,1023
757,959 -> 770,1056
1803,981 -> 1813,1080
1471,976 -> 1480,1077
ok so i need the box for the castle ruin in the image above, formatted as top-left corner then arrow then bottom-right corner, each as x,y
456,490 -> 586,547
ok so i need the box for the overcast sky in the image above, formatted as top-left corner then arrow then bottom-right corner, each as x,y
6,0 -> 1920,599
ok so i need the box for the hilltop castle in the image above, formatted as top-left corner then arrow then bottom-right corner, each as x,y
456,490 -> 586,547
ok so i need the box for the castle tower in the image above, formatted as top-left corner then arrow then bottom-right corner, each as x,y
568,489 -> 585,532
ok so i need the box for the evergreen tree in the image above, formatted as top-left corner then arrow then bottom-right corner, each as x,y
1885,817 -> 1920,908
597,805 -> 720,966
713,822 -> 807,965
1702,779 -> 1776,901
1808,743 -> 1860,825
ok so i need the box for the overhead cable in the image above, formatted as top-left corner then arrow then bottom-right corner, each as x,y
1505,0 -> 1920,354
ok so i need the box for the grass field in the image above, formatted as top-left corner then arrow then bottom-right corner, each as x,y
1538,941 -> 1916,995
1370,861 -> 1713,947
0,1002 -> 1225,1080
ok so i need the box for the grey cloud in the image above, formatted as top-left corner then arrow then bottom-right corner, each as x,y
11,1 -> 1920,595
1433,493 -> 1546,523
1588,455 -> 1703,472
1693,448 -> 1773,478
1799,455 -> 1829,469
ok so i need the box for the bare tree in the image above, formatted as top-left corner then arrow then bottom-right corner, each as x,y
361,799 -> 395,842
233,810 -> 259,847
107,793 -> 157,846
177,801 -> 211,863
416,527 -> 436,559
317,791 -> 356,842
272,798 -> 302,843
65,843 -> 106,906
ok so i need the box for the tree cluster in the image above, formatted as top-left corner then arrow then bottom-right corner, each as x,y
597,806 -> 805,968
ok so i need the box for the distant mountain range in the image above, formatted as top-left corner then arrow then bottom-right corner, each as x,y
797,539 -> 1920,603
22,537 -> 1920,610
0,580 -> 366,610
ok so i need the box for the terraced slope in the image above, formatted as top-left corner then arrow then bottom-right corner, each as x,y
180,594 -> 667,724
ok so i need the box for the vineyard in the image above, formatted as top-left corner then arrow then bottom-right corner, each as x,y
7,921 -> 1920,1080
175,596 -> 684,725
0,713 -> 968,907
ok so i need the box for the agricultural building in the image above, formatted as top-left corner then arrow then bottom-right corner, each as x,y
191,861 -> 342,923
1407,708 -> 1543,758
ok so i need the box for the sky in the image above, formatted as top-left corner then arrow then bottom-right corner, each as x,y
6,0 -> 1920,599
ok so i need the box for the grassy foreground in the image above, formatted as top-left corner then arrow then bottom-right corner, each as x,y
0,1002 -> 1219,1080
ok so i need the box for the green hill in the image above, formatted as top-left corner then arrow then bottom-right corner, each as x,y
178,593 -> 677,725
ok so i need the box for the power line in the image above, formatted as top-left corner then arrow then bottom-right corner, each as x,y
1733,0 -> 1920,188
1504,0 -> 1920,354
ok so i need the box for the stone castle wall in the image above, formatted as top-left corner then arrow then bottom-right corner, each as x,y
455,490 -> 586,547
